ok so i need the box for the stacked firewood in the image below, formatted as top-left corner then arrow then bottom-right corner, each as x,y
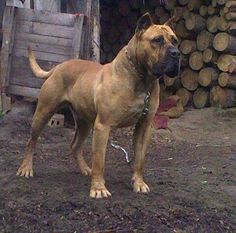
100,0 -> 164,64
172,0 -> 236,109
100,0 -> 236,109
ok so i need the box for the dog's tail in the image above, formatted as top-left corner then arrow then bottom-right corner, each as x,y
28,46 -> 55,79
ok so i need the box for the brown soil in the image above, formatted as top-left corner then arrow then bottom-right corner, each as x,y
0,102 -> 235,233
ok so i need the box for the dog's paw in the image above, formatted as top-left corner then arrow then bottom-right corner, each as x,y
132,179 -> 150,193
90,182 -> 111,199
80,166 -> 91,176
16,163 -> 33,178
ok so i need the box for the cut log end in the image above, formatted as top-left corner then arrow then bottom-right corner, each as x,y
189,51 -> 204,71
193,88 -> 210,109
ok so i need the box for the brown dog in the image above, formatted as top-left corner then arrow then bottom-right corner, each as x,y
16,13 -> 180,198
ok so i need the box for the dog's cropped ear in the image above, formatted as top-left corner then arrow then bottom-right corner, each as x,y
135,13 -> 153,36
164,16 -> 176,29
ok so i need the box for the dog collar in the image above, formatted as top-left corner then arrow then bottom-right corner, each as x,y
125,47 -> 145,79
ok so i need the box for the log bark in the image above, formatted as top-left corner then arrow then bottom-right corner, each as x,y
197,30 -> 214,51
213,32 -> 236,54
227,21 -> 236,36
202,48 -> 218,64
217,54 -> 236,72
180,54 -> 189,68
189,51 -> 204,71
210,86 -> 236,108
207,16 -> 218,33
181,68 -> 199,91
185,13 -> 206,32
179,40 -> 197,55
193,88 -> 210,108
218,72 -> 236,88
198,67 -> 219,87
176,88 -> 193,106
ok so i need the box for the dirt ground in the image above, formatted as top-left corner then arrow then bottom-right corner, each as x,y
0,102 -> 236,233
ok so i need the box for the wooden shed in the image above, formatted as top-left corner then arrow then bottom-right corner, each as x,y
0,0 -> 99,111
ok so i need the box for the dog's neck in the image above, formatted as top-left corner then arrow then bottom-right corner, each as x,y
113,37 -> 156,94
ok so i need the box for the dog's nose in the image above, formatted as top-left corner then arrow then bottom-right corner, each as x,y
170,48 -> 180,58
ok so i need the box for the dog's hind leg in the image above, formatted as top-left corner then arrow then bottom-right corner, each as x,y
71,120 -> 91,176
16,83 -> 63,178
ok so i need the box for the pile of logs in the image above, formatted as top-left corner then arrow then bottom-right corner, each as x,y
100,0 -> 236,109
100,0 -> 168,63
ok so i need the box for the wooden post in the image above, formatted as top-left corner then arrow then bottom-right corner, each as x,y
0,6 -> 16,111
91,0 -> 100,62
71,15 -> 84,59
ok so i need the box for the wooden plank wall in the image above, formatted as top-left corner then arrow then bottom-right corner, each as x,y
1,6 -> 84,101
9,8 -> 75,90
34,0 -> 61,12
0,0 -> 98,108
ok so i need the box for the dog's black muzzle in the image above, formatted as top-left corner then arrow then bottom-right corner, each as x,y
152,47 -> 180,78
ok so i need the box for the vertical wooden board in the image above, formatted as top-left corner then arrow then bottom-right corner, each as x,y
1,6 -> 16,90
91,0 -> 100,62
66,0 -> 92,60
71,15 -> 84,59
84,0 -> 92,60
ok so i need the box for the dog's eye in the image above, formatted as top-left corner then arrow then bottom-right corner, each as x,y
152,36 -> 164,44
172,38 -> 178,46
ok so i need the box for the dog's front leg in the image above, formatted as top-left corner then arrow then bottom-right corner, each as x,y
90,116 -> 111,199
132,117 -> 153,193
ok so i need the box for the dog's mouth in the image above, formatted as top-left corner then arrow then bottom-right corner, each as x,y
152,59 -> 180,78
165,62 -> 180,78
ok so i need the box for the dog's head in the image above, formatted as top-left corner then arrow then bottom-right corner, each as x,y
134,13 -> 180,78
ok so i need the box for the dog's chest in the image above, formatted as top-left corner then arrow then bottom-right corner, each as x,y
115,93 -> 149,127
